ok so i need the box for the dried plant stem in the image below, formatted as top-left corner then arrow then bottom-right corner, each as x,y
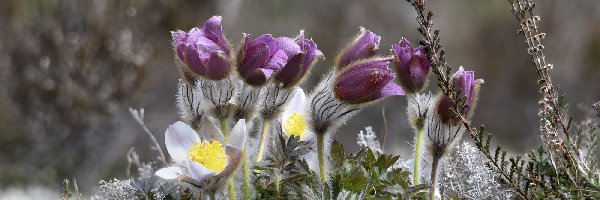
413,128 -> 425,185
256,119 -> 271,162
129,108 -> 167,164
404,0 -> 535,198
317,133 -> 327,183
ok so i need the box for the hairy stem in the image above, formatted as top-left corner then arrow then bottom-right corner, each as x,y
429,155 -> 440,200
413,128 -> 425,185
317,133 -> 327,183
242,147 -> 251,200
220,118 -> 229,139
227,180 -> 236,200
255,119 -> 271,162
219,118 -> 236,200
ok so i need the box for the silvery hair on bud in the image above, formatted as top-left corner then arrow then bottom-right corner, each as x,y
176,79 -> 204,130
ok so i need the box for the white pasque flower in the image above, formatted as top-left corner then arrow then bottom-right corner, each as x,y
280,89 -> 319,172
155,118 -> 246,192
280,88 -> 314,141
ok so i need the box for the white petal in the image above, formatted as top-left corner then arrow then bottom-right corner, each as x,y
165,121 -> 200,163
304,151 -> 319,175
199,117 -> 225,144
287,88 -> 306,115
227,119 -> 247,149
155,166 -> 184,179
302,131 -> 316,142
281,88 -> 306,133
186,159 -> 216,181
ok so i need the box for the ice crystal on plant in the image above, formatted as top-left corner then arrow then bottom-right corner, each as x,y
440,142 -> 513,199
356,126 -> 382,153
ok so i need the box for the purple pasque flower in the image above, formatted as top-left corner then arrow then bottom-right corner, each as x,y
173,16 -> 231,80
391,38 -> 431,93
335,27 -> 381,69
237,33 -> 302,86
436,66 -> 484,124
274,31 -> 324,88
334,57 -> 405,104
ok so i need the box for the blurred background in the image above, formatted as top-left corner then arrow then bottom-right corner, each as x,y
0,0 -> 599,196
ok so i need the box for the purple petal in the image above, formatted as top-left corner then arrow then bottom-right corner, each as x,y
398,38 -> 412,49
172,31 -> 188,60
264,49 -> 290,71
336,28 -> 381,69
274,52 -> 306,87
374,82 -> 405,99
202,16 -> 229,54
334,58 -> 398,104
205,51 -> 231,80
245,68 -> 273,85
182,44 -> 207,76
268,37 -> 302,58
239,39 -> 270,78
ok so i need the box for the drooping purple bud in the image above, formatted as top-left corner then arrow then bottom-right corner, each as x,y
237,33 -> 302,86
436,66 -> 484,124
274,31 -> 324,88
335,27 -> 381,69
334,58 -> 405,104
172,16 -> 231,80
391,38 -> 431,93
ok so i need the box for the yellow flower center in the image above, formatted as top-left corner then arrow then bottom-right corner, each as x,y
187,140 -> 227,172
283,112 -> 307,139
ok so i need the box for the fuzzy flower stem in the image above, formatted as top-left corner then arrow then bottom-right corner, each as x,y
413,128 -> 424,185
430,154 -> 441,200
255,119 -> 271,162
242,147 -> 251,200
317,133 -> 327,183
220,118 -> 229,139
219,118 -> 236,200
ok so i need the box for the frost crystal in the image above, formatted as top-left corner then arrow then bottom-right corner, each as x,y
356,126 -> 382,153
441,142 -> 513,199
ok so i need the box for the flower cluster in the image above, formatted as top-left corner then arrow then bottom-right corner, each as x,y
156,15 -> 485,199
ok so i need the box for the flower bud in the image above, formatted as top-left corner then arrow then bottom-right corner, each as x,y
274,31 -> 324,88
237,33 -> 302,86
391,38 -> 430,93
335,27 -> 381,69
172,16 -> 231,80
334,58 -> 405,104
436,67 -> 484,124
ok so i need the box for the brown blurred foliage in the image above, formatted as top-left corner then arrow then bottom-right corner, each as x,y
0,0 -> 599,193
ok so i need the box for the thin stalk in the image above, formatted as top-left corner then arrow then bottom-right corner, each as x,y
227,181 -> 236,200
242,147 -> 251,200
317,133 -> 327,183
220,118 -> 229,139
413,128 -> 425,185
219,118 -> 236,200
255,119 -> 270,162
430,156 -> 440,200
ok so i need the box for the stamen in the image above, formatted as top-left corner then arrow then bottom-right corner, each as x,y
283,112 -> 308,139
187,141 -> 228,172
